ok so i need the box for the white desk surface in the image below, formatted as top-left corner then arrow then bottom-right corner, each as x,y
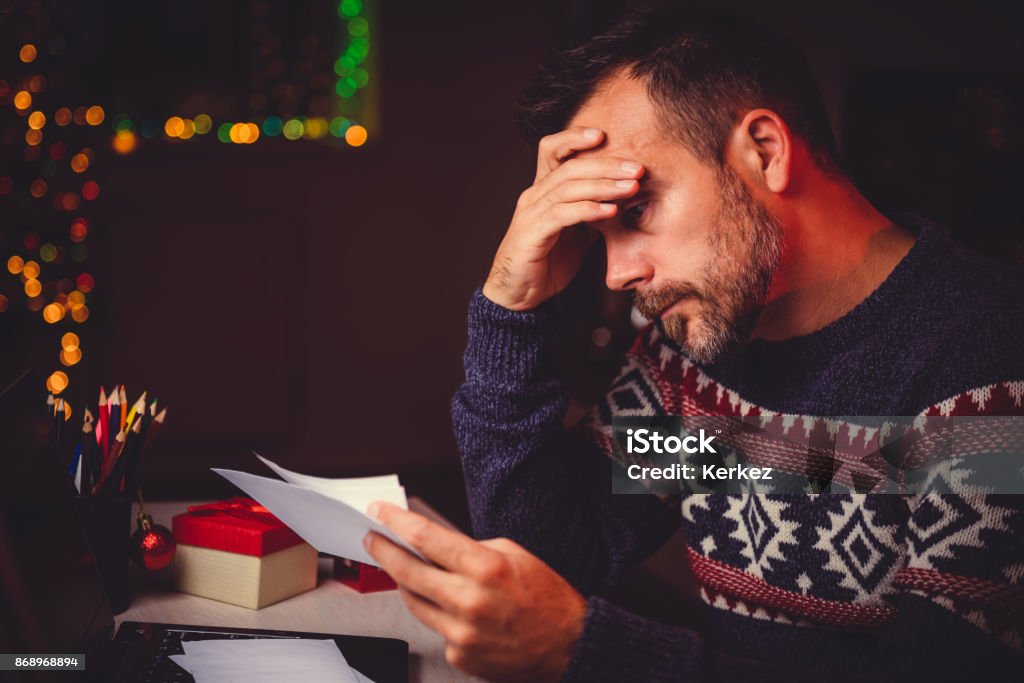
116,499 -> 479,683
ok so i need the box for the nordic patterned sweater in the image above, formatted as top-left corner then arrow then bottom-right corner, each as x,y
451,215 -> 1024,682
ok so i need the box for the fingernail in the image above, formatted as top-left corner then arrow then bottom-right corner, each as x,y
600,203 -> 616,212
621,161 -> 641,173
363,532 -> 373,550
367,502 -> 381,521
583,128 -> 601,140
616,179 -> 635,189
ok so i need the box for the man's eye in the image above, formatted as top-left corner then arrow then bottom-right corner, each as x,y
622,201 -> 649,228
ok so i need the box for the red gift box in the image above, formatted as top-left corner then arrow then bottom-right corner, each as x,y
172,497 -> 304,556
171,498 -> 317,609
334,558 -> 397,593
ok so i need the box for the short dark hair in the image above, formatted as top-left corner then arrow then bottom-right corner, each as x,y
517,5 -> 842,173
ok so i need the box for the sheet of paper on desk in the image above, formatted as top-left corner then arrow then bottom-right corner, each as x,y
212,467 -> 427,567
254,453 -> 409,514
168,637 -> 377,682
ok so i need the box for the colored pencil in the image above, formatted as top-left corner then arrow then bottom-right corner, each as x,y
118,385 -> 127,433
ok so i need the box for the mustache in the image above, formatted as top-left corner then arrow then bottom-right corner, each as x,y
633,282 -> 704,319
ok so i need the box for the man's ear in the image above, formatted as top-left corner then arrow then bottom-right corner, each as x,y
731,108 -> 791,194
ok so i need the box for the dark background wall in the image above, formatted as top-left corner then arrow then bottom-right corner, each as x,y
3,1 -> 1022,530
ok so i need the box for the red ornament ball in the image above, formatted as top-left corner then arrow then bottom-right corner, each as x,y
130,514 -> 176,571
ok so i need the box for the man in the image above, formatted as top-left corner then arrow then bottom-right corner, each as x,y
365,7 -> 1024,681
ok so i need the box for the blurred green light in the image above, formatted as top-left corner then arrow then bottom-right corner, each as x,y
113,115 -> 135,133
353,68 -> 369,88
329,117 -> 351,137
335,78 -> 357,98
338,96 -> 359,114
263,116 -> 284,136
334,56 -> 355,76
348,17 -> 369,37
338,0 -> 362,18
40,243 -> 57,262
217,122 -> 233,143
282,119 -> 304,140
349,37 -> 370,59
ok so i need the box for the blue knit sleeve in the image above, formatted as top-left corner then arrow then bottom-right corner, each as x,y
451,288 -> 681,595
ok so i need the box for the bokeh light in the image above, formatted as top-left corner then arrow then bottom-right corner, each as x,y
25,129 -> 43,146
113,130 -> 137,154
70,218 -> 88,242
164,116 -> 185,138
85,106 -> 105,125
70,152 -> 90,172
82,181 -> 100,200
43,302 -> 65,323
61,347 -> 83,366
54,107 -> 72,126
76,273 -> 94,292
61,332 -> 80,350
339,0 -> 362,18
19,44 -> 38,63
61,193 -> 81,211
23,260 -> 41,278
179,118 -> 196,140
39,243 -> 57,262
30,179 -> 47,197
7,255 -> 24,274
263,116 -> 283,136
24,279 -> 42,297
0,295 -> 8,313
28,111 -> 46,129
14,90 -> 31,110
194,114 -> 212,134
46,371 -> 69,394
345,124 -> 368,147
283,119 -> 304,140
71,305 -> 90,322
329,117 -> 351,137
304,117 -> 328,139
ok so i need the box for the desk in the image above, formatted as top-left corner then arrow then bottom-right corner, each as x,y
116,500 -> 478,683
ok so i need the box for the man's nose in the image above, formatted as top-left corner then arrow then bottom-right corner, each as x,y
604,239 -> 653,292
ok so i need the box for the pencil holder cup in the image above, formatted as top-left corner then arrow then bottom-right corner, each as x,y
74,494 -> 131,614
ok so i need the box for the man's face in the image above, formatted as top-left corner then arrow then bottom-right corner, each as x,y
569,73 -> 784,364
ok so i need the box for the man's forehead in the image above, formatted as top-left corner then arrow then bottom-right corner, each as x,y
568,72 -> 664,159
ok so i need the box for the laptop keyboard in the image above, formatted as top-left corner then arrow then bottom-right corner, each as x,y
146,628 -> 299,682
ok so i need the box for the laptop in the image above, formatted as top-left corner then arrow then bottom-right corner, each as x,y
0,369 -> 409,682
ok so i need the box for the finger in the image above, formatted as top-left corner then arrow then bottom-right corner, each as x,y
536,156 -> 645,193
535,127 -> 604,181
396,587 -> 465,642
533,201 -> 618,240
479,537 -> 528,555
537,177 -> 640,207
364,532 -> 467,612
370,502 -> 498,576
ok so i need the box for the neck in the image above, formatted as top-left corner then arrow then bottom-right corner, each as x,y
749,176 -> 915,342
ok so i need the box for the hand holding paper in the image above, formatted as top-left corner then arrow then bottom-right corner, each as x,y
212,455 -> 424,567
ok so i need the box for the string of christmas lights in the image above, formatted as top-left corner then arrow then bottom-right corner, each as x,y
1,0 -> 375,403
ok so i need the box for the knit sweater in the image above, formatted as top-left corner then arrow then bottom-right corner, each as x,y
451,215 -> 1024,682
